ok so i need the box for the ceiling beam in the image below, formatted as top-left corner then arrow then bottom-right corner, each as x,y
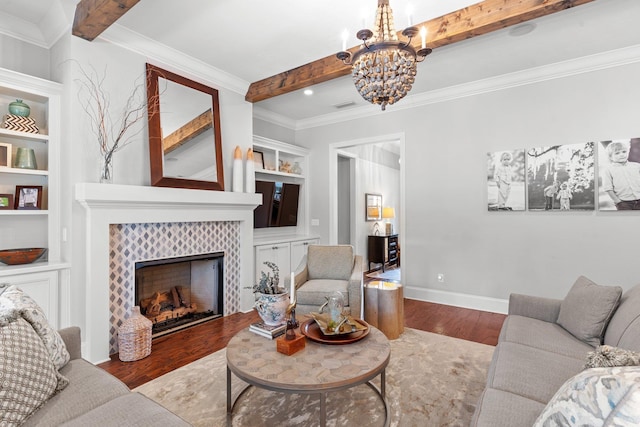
245,0 -> 596,103
72,0 -> 141,41
163,109 -> 213,154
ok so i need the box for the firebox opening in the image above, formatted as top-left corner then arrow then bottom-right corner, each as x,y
135,252 -> 224,338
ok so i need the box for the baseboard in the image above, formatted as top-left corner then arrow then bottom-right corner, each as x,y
404,286 -> 509,315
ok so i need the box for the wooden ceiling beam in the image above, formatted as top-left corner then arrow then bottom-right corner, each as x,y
163,109 -> 213,154
72,0 -> 141,41
245,0 -> 596,103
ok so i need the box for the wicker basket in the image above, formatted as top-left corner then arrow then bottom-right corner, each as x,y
118,306 -> 152,362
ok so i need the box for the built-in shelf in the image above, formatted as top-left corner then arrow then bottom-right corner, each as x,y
0,261 -> 70,277
0,127 -> 49,142
0,166 -> 48,176
0,210 -> 48,216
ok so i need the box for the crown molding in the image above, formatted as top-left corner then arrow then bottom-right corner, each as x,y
252,106 -> 297,130
293,43 -> 640,131
99,24 -> 249,96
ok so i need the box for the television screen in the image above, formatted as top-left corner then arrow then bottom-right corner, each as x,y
254,181 -> 300,228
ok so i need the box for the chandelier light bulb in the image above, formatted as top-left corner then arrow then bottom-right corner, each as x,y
420,26 -> 427,49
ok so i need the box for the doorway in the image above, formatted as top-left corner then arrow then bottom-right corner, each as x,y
329,133 -> 404,268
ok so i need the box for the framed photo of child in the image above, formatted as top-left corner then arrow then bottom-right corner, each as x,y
487,149 -> 525,211
526,142 -> 595,211
598,138 -> 640,211
14,185 -> 43,210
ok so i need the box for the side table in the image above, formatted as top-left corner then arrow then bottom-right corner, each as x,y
364,281 -> 404,339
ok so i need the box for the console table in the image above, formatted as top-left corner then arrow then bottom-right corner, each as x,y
367,234 -> 399,272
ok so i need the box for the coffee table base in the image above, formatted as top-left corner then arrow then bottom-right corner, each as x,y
226,367 -> 389,427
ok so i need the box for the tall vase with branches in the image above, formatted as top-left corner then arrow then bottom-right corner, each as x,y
76,63 -> 154,183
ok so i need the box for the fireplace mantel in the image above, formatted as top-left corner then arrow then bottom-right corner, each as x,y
75,183 -> 261,363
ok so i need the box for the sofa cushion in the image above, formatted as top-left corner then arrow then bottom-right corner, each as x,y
533,366 -> 640,427
499,315 -> 593,359
59,393 -> 191,427
0,317 -> 68,426
584,345 -> 640,369
471,388 -> 546,427
557,276 -> 622,347
487,342 -> 585,404
604,283 -> 640,351
22,358 -> 130,426
295,279 -> 350,307
307,245 -> 353,280
0,285 -> 70,369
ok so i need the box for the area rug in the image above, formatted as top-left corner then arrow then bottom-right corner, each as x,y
366,268 -> 401,282
134,328 -> 494,426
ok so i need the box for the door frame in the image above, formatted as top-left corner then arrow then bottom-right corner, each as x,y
328,132 -> 405,258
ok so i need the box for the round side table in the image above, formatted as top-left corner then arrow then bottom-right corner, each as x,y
364,281 -> 404,339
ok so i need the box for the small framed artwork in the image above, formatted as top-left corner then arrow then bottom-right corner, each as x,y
253,150 -> 265,169
14,185 -> 43,210
366,193 -> 382,221
0,194 -> 13,210
0,142 -> 11,167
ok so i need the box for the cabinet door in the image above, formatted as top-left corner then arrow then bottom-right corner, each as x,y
290,239 -> 319,271
0,271 -> 59,328
255,243 -> 291,286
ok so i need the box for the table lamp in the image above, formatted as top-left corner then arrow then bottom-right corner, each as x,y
382,207 -> 395,235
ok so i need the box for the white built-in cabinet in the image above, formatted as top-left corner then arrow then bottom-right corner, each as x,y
252,136 -> 319,286
254,237 -> 320,284
0,67 -> 69,328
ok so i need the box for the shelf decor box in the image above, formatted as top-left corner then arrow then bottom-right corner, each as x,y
3,114 -> 39,133
0,142 -> 10,167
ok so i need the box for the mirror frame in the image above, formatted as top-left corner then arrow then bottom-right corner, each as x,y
146,63 -> 225,191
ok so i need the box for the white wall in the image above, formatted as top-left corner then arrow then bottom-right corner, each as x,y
0,34 -> 50,79
297,61 -> 640,311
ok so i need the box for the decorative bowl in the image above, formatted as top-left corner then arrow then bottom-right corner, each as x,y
0,248 -> 47,265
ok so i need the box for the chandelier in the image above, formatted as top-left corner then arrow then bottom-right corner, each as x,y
336,0 -> 432,110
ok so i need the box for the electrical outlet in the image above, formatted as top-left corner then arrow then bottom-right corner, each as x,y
437,273 -> 445,283
311,219 -> 320,226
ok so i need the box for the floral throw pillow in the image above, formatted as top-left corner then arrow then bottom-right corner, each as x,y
0,285 -> 70,370
0,316 -> 69,426
533,366 -> 640,427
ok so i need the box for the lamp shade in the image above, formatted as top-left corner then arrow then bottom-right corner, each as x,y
382,207 -> 395,219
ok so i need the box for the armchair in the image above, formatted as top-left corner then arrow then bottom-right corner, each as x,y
293,245 -> 364,318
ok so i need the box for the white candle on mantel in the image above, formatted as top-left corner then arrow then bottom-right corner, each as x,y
290,272 -> 295,304
420,26 -> 427,49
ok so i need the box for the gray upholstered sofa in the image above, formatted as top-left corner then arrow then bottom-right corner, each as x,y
471,276 -> 640,426
23,326 -> 190,426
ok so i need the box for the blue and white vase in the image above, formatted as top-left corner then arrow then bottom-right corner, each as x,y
254,292 -> 289,326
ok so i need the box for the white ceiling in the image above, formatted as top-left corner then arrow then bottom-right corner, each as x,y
1,0 -> 640,124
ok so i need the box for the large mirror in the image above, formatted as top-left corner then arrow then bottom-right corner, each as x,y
146,63 -> 224,190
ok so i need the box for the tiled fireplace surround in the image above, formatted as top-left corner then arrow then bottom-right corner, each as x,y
76,183 -> 261,363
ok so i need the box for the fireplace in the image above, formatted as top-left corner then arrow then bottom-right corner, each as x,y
135,252 -> 224,337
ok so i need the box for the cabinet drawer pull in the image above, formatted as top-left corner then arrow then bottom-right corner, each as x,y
272,246 -> 279,250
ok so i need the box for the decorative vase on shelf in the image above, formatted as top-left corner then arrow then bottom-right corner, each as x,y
14,147 -> 37,169
254,292 -> 290,326
8,99 -> 30,117
100,156 -> 113,184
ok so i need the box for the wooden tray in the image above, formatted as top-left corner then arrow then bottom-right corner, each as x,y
300,318 -> 370,345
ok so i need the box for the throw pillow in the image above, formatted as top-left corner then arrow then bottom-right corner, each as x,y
533,366 -> 640,427
557,276 -> 622,347
585,345 -> 640,369
0,285 -> 70,370
0,317 -> 69,426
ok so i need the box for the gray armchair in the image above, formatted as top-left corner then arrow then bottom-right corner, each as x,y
293,245 -> 364,318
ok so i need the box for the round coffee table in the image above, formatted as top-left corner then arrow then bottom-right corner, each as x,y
226,325 -> 390,426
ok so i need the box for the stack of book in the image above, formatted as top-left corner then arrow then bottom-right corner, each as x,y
249,322 -> 286,339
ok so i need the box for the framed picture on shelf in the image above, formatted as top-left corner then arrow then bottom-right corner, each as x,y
14,185 -> 43,210
0,142 -> 11,167
0,194 -> 13,210
253,150 -> 265,169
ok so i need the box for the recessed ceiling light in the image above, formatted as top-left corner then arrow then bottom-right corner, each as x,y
509,23 -> 536,37
304,89 -> 313,96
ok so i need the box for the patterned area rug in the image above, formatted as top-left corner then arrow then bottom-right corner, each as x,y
134,328 -> 494,426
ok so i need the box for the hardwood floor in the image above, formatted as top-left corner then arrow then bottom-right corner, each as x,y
99,293 -> 506,389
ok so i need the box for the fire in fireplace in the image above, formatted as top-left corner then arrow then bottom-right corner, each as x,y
135,252 -> 224,337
